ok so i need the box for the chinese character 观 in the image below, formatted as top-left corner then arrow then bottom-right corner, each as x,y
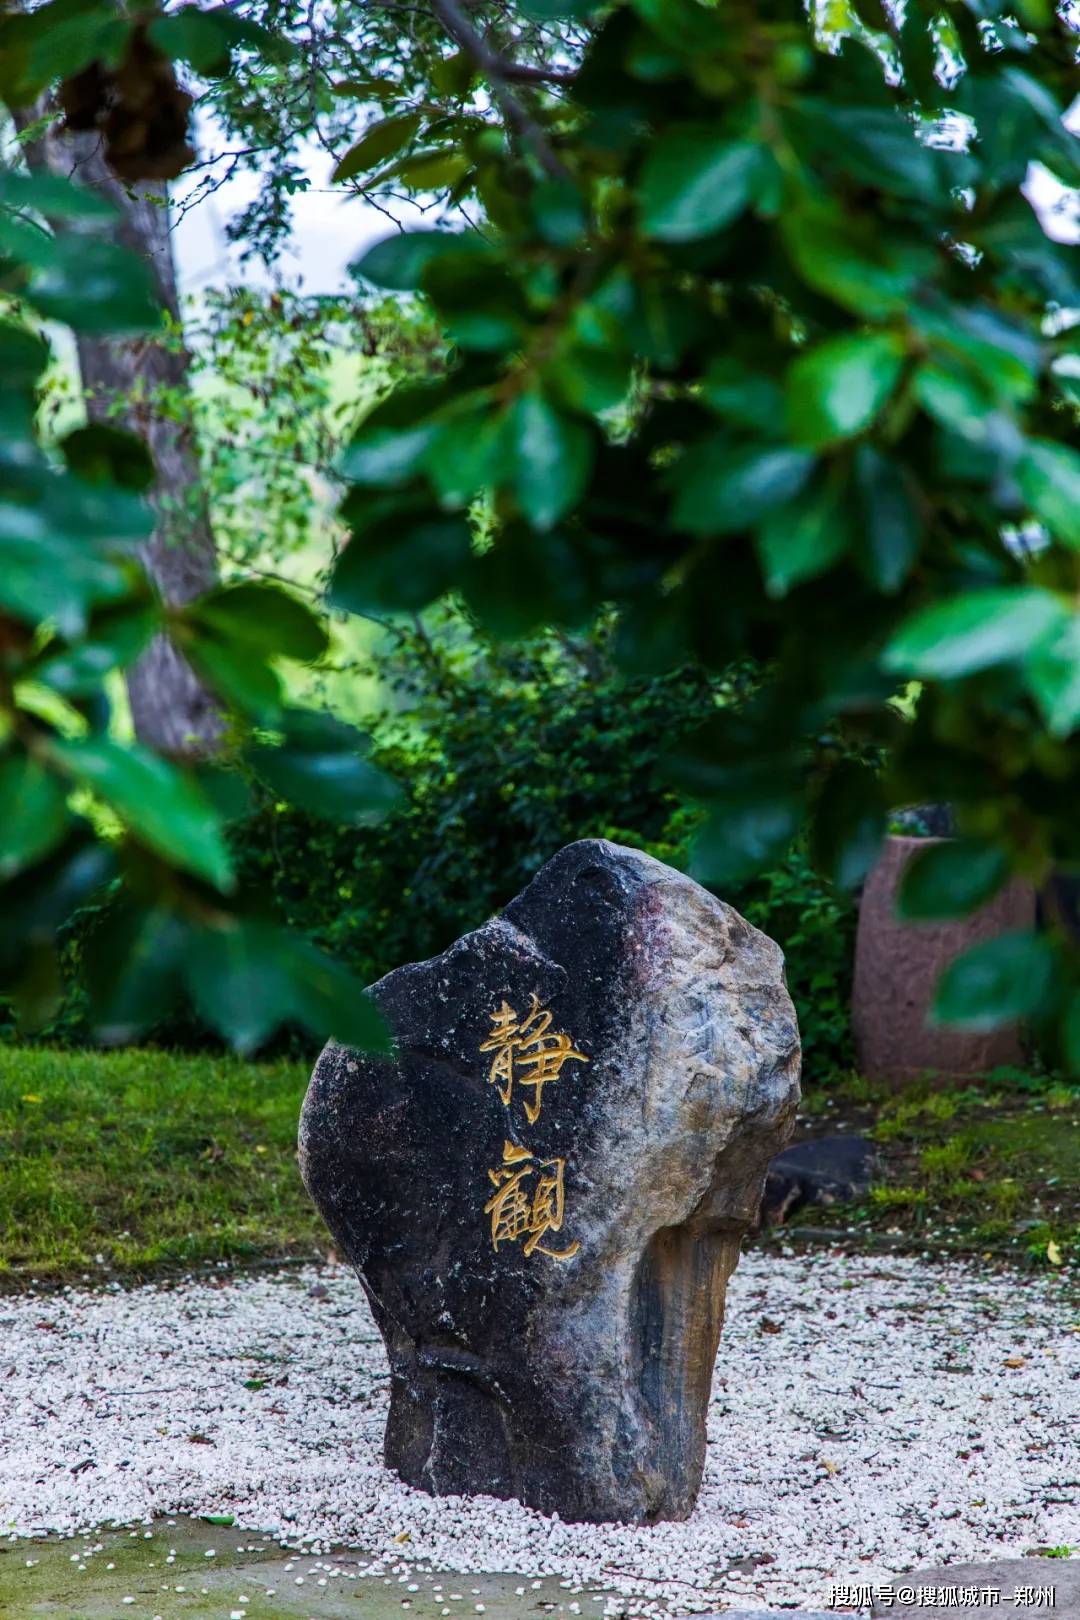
484,1140 -> 580,1261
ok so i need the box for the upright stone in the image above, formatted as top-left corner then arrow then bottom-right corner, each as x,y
299,839 -> 800,1525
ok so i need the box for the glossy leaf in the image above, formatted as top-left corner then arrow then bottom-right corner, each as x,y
756,477 -> 853,596
1016,440 -> 1080,549
250,710 -> 401,825
49,737 -> 233,892
898,840 -> 1010,921
883,589 -> 1068,680
931,931 -> 1057,1031
186,919 -> 391,1054
853,446 -> 920,593
672,440 -> 815,538
85,903 -> 191,1046
639,131 -> 762,242
1024,615 -> 1080,737
37,607 -> 158,696
330,505 -> 474,614
811,760 -> 885,890
188,581 -> 328,663
510,393 -> 593,532
61,423 -> 155,491
786,329 -> 906,448
0,754 -> 72,879
333,113 -> 424,183
350,230 -> 488,291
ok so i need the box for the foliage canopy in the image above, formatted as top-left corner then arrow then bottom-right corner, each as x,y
2,0 -> 1080,1062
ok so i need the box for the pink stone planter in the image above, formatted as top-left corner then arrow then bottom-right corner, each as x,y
852,834 -> 1036,1087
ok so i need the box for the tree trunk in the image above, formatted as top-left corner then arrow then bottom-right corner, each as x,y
16,112 -> 223,755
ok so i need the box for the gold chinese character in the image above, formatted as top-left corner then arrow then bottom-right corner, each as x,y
483,1140 -> 580,1261
479,993 -> 588,1124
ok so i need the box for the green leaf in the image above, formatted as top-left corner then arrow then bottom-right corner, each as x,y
1016,440 -> 1080,549
186,919 -> 391,1054
341,421 -> 437,486
898,840 -> 1010,921
671,439 -> 815,538
639,131 -> 762,242
250,711 -> 401,826
330,501 -> 473,614
785,100 -> 950,203
853,446 -> 920,593
1024,614 -> 1080,736
462,525 -> 599,638
531,178 -> 588,246
188,582 -> 328,663
0,754 -> 71,879
811,760 -> 885,890
330,77 -> 400,102
333,114 -> 424,183
0,169 -> 115,221
351,230 -> 488,291
0,1 -> 129,103
23,236 -> 159,334
0,321 -> 49,389
931,931 -> 1057,1031
149,5 -> 285,71
374,150 -> 471,192
883,588 -> 1068,680
186,638 -> 282,721
1061,989 -> 1080,1076
510,393 -> 593,531
61,424 -> 154,491
85,903 -> 191,1046
49,737 -> 233,892
0,512 -> 131,638
756,476 -> 852,596
518,0 -> 598,16
691,790 -> 801,887
913,363 -> 996,441
786,330 -> 906,448
339,388 -> 446,487
37,607 -> 158,696
781,201 -> 934,317
701,358 -> 784,434
148,8 -> 234,74
423,396 -> 510,503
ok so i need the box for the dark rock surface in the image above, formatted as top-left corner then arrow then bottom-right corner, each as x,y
871,1560 -> 1080,1620
760,1134 -> 878,1226
299,839 -> 800,1525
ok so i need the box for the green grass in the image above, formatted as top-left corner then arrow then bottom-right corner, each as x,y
5,1044 -> 1078,1289
0,1046 -> 323,1285
792,1067 -> 1080,1270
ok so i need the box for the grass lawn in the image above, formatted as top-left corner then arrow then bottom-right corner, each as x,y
0,1045 -> 322,1286
2,1045 -> 1077,1288
793,1068 -> 1080,1270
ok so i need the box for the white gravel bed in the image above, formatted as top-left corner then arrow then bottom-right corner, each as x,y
1,1250 -> 1077,1615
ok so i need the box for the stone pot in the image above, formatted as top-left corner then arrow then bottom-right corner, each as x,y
851,834 -> 1036,1087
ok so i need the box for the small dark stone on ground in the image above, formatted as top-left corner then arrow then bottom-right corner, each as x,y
760,1134 -> 878,1226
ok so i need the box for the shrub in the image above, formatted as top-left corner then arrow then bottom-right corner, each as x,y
233,617 -> 855,1079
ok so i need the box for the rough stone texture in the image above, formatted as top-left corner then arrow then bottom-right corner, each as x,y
760,1134 -> 877,1226
872,1561 -> 1080,1620
852,835 -> 1035,1086
299,838 -> 800,1526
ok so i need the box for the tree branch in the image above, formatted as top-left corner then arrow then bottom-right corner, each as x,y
428,0 -> 569,177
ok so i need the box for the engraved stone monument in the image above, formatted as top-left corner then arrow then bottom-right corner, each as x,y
299,839 -> 800,1524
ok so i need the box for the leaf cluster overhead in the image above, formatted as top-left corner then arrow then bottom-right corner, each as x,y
1,0 -> 1080,1060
